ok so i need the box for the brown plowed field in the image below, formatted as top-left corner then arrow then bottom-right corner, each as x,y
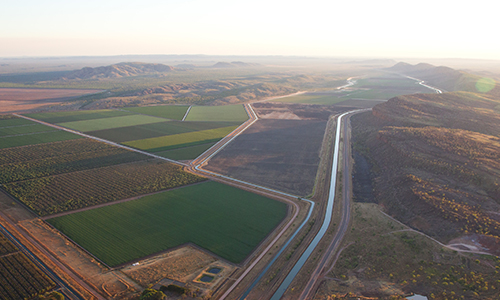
0,88 -> 101,113
204,119 -> 328,196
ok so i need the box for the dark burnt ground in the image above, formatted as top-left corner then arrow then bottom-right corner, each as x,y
352,150 -> 375,203
205,119 -> 327,196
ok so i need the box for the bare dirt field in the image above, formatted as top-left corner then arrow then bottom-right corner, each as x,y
205,119 -> 328,196
253,102 -> 344,121
0,88 -> 102,113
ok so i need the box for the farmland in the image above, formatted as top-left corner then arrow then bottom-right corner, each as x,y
47,181 -> 287,266
277,73 -> 434,105
205,119 -> 328,196
0,139 -> 147,183
57,114 -> 166,132
124,125 -> 239,152
25,109 -> 134,124
123,105 -> 190,120
0,232 -> 56,300
184,104 -> 249,122
23,106 -> 247,160
86,120 -> 241,143
0,123 -> 57,137
4,159 -> 205,216
0,130 -> 83,149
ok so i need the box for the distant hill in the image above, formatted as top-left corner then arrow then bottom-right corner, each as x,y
211,61 -> 260,68
353,90 -> 500,256
63,62 -> 175,79
386,62 -> 480,92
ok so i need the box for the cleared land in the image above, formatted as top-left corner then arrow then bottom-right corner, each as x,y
57,114 -> 166,132
205,119 -> 328,196
0,130 -> 82,149
24,109 -> 134,124
123,105 -> 190,120
3,159 -> 205,216
0,232 -> 56,300
86,121 -> 241,143
184,105 -> 249,122
0,88 -> 101,113
0,139 -> 147,183
47,181 -> 287,266
124,125 -> 239,152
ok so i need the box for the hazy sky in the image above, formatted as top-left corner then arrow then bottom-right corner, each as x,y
1,0 -> 499,59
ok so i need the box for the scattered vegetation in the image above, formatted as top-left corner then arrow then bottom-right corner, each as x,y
4,159 -> 205,216
0,139 -> 147,183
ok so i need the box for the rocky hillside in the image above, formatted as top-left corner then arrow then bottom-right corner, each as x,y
63,62 -> 175,79
387,62 -> 480,92
353,90 -> 500,255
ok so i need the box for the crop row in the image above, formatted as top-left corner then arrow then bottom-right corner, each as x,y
4,160 -> 205,216
0,253 -> 55,300
0,144 -> 147,183
0,138 -> 122,165
0,232 -> 18,256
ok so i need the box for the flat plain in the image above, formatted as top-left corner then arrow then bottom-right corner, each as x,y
124,125 -> 239,152
205,119 -> 328,196
57,114 -> 166,132
4,159 -> 205,216
0,88 -> 102,113
123,105 -> 190,120
47,181 -> 287,266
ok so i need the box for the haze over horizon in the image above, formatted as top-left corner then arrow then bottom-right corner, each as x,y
1,0 -> 499,60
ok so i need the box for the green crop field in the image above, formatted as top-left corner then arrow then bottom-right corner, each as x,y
47,181 -> 287,266
0,123 -> 56,137
155,142 -> 217,160
0,118 -> 34,127
0,130 -> 83,149
24,109 -> 134,124
123,105 -> 190,120
57,114 -> 166,132
184,105 -> 249,122
86,121 -> 241,143
123,125 -> 238,152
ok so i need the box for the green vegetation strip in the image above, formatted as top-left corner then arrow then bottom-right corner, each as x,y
0,117 -> 34,128
0,131 -> 83,149
123,125 -> 238,152
185,105 -> 249,122
86,121 -> 241,143
24,109 -> 134,124
154,142 -> 218,161
0,124 -> 57,137
123,105 -> 190,120
57,114 -> 166,132
47,181 -> 287,266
